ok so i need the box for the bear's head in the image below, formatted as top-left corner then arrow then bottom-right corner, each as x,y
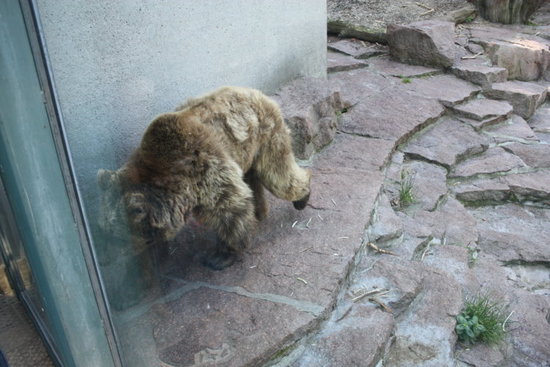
97,168 -> 186,244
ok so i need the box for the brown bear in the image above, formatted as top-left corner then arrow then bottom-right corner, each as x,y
98,86 -> 311,269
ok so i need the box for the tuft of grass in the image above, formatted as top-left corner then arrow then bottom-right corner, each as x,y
464,14 -> 476,23
456,295 -> 508,345
401,77 -> 412,84
399,169 -> 415,207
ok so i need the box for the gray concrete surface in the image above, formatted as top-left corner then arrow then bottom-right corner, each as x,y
34,0 -> 327,209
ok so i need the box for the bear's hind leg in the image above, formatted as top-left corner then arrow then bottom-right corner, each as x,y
244,169 -> 269,221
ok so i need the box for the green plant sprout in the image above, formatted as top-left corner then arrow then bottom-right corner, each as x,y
456,295 -> 508,345
464,14 -> 476,23
399,169 -> 415,207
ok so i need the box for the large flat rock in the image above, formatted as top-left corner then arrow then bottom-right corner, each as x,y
529,104 -> 550,133
328,38 -> 387,59
471,204 -> 550,263
384,270 -> 462,367
402,116 -> 489,168
453,170 -> 550,206
469,24 -> 550,81
153,288 -> 316,367
330,69 -> 445,143
291,306 -> 394,367
400,74 -> 480,107
451,61 -> 508,89
483,114 -> 538,144
451,98 -> 514,122
367,55 -> 440,77
387,20 -> 457,68
450,147 -> 526,179
503,142 -> 550,168
327,50 -> 368,73
484,80 -> 548,119
115,130 -> 387,366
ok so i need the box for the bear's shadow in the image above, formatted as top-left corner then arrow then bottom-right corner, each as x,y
154,195 -> 300,292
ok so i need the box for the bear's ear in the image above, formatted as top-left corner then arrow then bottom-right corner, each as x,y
97,169 -> 118,191
126,192 -> 148,224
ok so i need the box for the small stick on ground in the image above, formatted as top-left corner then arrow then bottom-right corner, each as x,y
421,9 -> 435,16
367,242 -> 398,256
414,2 -> 433,11
461,52 -> 483,60
503,310 -> 515,332
369,297 -> 393,313
351,288 -> 388,302
420,244 -> 431,261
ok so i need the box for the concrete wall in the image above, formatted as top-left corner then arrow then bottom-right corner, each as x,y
35,0 -> 326,210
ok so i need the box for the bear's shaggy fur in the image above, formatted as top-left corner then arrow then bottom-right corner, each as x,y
98,87 -> 311,269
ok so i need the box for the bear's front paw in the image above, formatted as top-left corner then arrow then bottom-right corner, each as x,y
292,192 -> 310,210
202,249 -> 237,270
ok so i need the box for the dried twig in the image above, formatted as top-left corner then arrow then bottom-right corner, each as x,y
367,242 -> 398,256
415,2 -> 433,11
420,244 -> 431,261
369,297 -> 393,313
461,52 -> 483,60
296,277 -> 308,285
421,9 -> 435,16
351,288 -> 388,302
503,310 -> 515,332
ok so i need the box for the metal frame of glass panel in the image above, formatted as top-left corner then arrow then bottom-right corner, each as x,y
0,0 -> 124,365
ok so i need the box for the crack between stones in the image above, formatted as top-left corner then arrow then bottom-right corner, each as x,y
185,281 -> 326,317
447,166 -> 540,184
502,259 -> 550,268
265,188 -> 389,366
390,70 -> 444,79
337,128 -> 380,140
427,192 -> 450,212
395,112 -> 447,150
118,278 -> 326,325
402,151 -> 451,172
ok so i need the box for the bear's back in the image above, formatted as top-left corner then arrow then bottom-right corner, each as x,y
176,87 -> 282,171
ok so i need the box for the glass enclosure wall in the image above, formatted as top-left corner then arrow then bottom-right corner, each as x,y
0,0 -> 116,366
30,1 -> 326,365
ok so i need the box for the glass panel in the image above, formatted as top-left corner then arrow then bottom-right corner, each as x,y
33,1 -> 325,365
0,0 -> 116,366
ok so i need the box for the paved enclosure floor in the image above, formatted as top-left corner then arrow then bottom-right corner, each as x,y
112,5 -> 550,366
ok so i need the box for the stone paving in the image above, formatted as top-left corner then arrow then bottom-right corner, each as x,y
116,7 -> 550,367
